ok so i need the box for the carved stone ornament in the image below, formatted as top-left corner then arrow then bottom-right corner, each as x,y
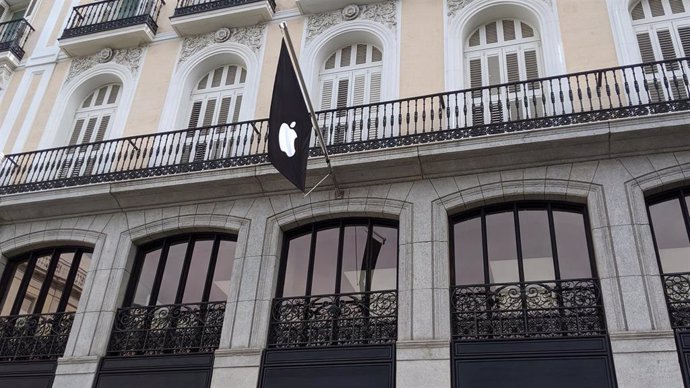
178,24 -> 266,64
447,0 -> 552,17
306,0 -> 397,42
66,46 -> 145,83
342,4 -> 360,20
97,48 -> 114,63
214,27 -> 231,43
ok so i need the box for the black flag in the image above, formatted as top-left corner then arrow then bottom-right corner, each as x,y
268,41 -> 312,192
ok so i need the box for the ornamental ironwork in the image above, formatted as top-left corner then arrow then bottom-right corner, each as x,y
0,19 -> 35,61
60,0 -> 165,40
1,57 -> 690,195
268,290 -> 398,348
663,273 -> 690,330
451,279 -> 606,340
173,0 -> 277,18
106,302 -> 225,356
0,312 -> 74,361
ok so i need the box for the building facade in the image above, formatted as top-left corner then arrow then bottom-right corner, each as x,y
0,0 -> 689,387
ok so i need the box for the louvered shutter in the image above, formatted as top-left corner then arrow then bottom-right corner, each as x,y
524,50 -> 540,89
505,52 -> 520,92
217,96 -> 232,125
637,32 -> 659,74
649,0 -> 665,16
369,72 -> 382,104
320,79 -> 334,110
679,26 -> 690,56
352,74 -> 366,106
68,119 -> 85,146
669,0 -> 686,13
333,78 -> 350,143
469,58 -> 484,125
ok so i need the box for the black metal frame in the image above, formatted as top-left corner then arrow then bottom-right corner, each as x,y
122,232 -> 236,307
1,57 -> 689,195
60,0 -> 166,40
448,201 -> 607,340
172,0 -> 276,18
0,18 -> 35,61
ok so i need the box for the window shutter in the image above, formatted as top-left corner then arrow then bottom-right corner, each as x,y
669,0 -> 686,13
631,2 -> 646,19
94,86 -> 107,106
340,46 -> 352,67
469,58 -> 483,98
218,96 -> 232,125
81,117 -> 98,144
370,72 -> 382,104
232,95 -> 243,123
520,23 -> 534,38
505,52 -> 521,92
68,119 -> 85,146
336,78 -> 349,110
107,84 -> 120,104
325,54 -> 336,70
356,44 -> 368,65
487,55 -> 501,94
187,101 -> 202,128
202,98 -> 217,127
94,115 -> 110,143
486,22 -> 498,44
352,74 -> 366,106
636,32 -> 659,74
225,66 -> 238,86
320,79 -> 334,110
469,30 -> 481,47
503,20 -> 516,41
656,29 -> 678,60
523,50 -> 540,89
211,68 -> 223,88
649,0 -> 665,16
678,26 -> 690,57
372,47 -> 383,62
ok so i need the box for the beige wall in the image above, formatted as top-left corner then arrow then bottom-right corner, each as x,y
557,0 -> 620,72
23,61 -> 70,151
3,73 -> 41,154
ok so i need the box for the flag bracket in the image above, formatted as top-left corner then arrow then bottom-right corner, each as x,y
279,22 -> 344,198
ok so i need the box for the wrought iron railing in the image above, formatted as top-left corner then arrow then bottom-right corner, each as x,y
0,19 -> 34,61
662,272 -> 690,331
106,301 -> 225,356
267,290 -> 397,348
1,57 -> 689,195
61,0 -> 165,40
173,0 -> 276,17
451,278 -> 606,340
0,312 -> 74,361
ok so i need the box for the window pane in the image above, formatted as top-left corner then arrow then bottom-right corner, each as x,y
65,252 -> 91,312
157,242 -> 187,304
370,226 -> 398,291
41,252 -> 75,313
554,211 -> 593,279
21,254 -> 51,314
209,240 -> 236,301
340,225 -> 368,293
486,211 -> 519,283
1,261 -> 27,315
282,234 -> 311,297
519,210 -> 555,281
310,227 -> 339,295
133,248 -> 161,306
182,239 -> 214,303
454,217 -> 484,285
650,199 -> 690,273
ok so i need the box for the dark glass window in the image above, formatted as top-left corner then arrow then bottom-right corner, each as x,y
278,219 -> 398,297
451,202 -> 596,285
125,233 -> 237,306
648,189 -> 690,274
0,247 -> 92,316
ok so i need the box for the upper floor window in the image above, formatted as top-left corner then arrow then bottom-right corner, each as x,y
0,247 -> 92,316
631,0 -> 690,63
318,43 -> 383,112
124,233 -> 237,307
187,64 -> 246,129
67,83 -> 121,146
0,0 -> 36,22
648,188 -> 690,275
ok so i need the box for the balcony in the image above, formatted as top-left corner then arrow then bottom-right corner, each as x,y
59,0 -> 165,57
0,19 -> 34,69
170,0 -> 276,37
0,312 -> 74,361
0,57 -> 689,201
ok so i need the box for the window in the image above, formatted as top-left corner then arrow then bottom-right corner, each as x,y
317,43 -> 383,144
278,219 -> 398,298
631,0 -> 690,101
465,19 -> 544,124
182,64 -> 247,162
450,202 -> 605,339
0,247 -> 92,316
124,233 -> 237,307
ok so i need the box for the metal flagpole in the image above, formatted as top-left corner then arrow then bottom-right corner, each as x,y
278,22 -> 343,198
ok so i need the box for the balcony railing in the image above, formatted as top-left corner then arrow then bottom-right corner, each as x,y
106,302 -> 225,356
662,272 -> 690,331
0,312 -> 74,361
1,57 -> 689,195
0,19 -> 34,61
61,0 -> 165,40
173,0 -> 276,17
451,278 -> 606,340
267,290 -> 398,348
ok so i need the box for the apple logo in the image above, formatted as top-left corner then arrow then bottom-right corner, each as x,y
278,121 -> 298,157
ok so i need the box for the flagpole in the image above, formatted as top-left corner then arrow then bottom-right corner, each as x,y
278,22 -> 343,198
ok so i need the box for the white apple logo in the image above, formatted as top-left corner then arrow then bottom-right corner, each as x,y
278,121 -> 298,157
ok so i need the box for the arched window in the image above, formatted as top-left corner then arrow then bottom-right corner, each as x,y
631,0 -> 690,101
0,246 -> 92,316
465,19 -> 543,124
67,83 -> 120,146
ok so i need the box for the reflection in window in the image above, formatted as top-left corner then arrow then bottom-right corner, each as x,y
648,190 -> 690,274
126,233 -> 237,306
279,219 -> 398,297
451,202 -> 595,285
0,247 -> 92,316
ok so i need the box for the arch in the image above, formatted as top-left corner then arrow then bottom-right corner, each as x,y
301,20 -> 399,104
38,63 -> 137,149
445,0 -> 566,91
0,229 -> 104,260
158,42 -> 261,132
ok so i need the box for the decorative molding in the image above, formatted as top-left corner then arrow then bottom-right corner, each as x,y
305,1 -> 398,42
178,24 -> 266,64
447,0 -> 552,17
66,46 -> 145,83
